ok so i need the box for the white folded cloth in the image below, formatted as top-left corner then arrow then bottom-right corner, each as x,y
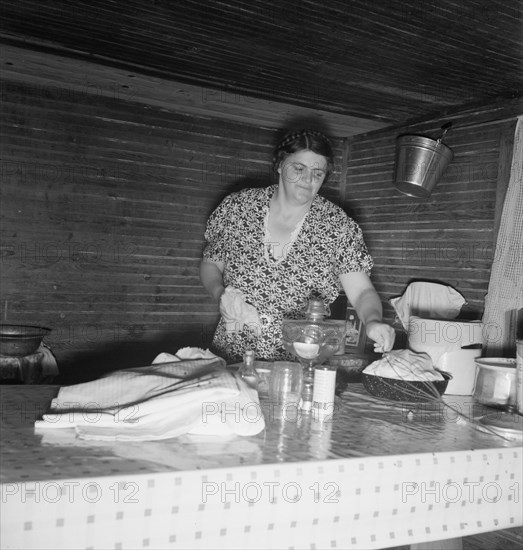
390,281 -> 466,329
152,347 -> 218,364
35,353 -> 265,441
220,286 -> 262,335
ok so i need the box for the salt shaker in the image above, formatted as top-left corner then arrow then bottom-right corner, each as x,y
238,349 -> 259,389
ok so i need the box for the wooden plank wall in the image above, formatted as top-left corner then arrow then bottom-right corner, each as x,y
343,98 -> 522,333
0,79 -> 343,382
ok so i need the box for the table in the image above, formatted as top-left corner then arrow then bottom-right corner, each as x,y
1,378 -> 521,549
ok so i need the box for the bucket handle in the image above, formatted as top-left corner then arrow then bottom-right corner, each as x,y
436,121 -> 453,144
420,122 -> 453,192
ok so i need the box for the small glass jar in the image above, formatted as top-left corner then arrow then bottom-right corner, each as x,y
238,349 -> 259,389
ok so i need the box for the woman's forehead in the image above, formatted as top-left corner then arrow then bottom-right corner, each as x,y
283,150 -> 328,170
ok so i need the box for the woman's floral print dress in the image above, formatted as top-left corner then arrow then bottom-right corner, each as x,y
203,185 -> 373,363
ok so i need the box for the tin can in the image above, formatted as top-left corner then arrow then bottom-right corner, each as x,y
312,366 -> 337,417
473,358 -> 516,408
516,340 -> 523,415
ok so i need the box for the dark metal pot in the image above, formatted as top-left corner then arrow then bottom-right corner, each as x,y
0,324 -> 51,357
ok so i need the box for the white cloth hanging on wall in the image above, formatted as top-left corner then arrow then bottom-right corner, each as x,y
482,115 -> 523,355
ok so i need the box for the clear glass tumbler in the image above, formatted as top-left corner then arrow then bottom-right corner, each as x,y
269,362 -> 303,407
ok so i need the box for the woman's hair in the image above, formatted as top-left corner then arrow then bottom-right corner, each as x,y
272,129 -> 334,176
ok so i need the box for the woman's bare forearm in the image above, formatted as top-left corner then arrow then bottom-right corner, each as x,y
200,260 -> 226,302
351,286 -> 383,327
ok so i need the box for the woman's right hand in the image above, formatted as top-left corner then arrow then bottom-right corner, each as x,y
220,287 -> 262,336
200,261 -> 262,335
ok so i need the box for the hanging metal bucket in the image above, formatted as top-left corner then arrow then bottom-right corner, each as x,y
394,135 -> 454,198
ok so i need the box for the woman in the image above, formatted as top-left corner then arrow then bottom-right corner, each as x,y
200,129 -> 395,362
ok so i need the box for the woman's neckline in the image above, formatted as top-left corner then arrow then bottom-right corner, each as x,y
263,186 -> 312,264
268,185 -> 314,226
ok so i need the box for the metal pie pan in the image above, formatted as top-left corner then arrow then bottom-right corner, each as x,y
362,371 -> 452,402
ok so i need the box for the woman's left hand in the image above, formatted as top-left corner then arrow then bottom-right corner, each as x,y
366,321 -> 396,353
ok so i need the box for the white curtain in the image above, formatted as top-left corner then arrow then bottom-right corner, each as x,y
482,115 -> 523,355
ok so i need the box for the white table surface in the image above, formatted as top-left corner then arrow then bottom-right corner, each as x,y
1,374 -> 521,549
